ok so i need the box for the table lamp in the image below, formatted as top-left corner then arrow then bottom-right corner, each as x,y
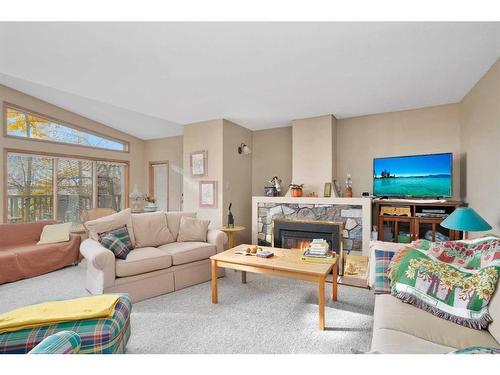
441,207 -> 492,240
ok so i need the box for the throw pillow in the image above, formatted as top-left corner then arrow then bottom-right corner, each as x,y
373,250 -> 396,294
99,232 -> 132,260
37,222 -> 73,245
177,216 -> 210,242
368,240 -> 406,289
132,212 -> 174,247
98,226 -> 134,251
448,346 -> 500,354
84,208 -> 136,247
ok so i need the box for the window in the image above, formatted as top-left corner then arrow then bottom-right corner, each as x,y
149,162 -> 169,211
5,105 -> 129,152
6,151 -> 128,223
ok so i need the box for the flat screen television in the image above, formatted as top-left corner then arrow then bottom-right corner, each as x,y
373,153 -> 452,198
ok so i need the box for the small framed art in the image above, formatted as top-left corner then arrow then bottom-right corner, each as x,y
199,180 -> 217,208
324,182 -> 332,197
190,150 -> 207,177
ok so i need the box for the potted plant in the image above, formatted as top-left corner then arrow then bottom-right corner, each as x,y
289,184 -> 304,197
144,195 -> 158,212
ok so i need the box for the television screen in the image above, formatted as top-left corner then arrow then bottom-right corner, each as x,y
373,153 -> 452,197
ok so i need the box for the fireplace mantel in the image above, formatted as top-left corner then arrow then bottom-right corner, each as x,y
251,196 -> 372,256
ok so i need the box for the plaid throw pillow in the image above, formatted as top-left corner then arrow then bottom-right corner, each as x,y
98,226 -> 134,260
98,226 -> 134,251
373,249 -> 396,294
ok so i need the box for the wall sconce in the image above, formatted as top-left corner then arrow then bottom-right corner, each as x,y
238,143 -> 252,155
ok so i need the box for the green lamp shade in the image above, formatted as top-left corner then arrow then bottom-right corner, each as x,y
441,208 -> 492,232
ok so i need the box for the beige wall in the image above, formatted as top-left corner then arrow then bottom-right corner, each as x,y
0,84 -> 146,223
182,119 -> 224,229
144,136 -> 183,211
337,104 -> 463,199
222,120 -> 253,243
292,115 -> 337,195
251,127 -> 292,196
460,58 -> 500,236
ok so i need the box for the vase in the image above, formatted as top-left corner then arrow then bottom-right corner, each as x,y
291,188 -> 303,197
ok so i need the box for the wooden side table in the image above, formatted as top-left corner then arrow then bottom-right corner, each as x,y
219,225 -> 245,249
219,225 -> 246,283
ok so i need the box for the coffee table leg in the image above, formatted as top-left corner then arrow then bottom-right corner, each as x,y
241,271 -> 247,284
332,263 -> 338,302
211,259 -> 218,304
319,276 -> 325,330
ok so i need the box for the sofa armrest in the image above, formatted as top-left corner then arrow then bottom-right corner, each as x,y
80,239 -> 115,271
207,229 -> 227,253
29,331 -> 81,354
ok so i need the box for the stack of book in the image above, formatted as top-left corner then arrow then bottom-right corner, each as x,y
302,239 -> 336,264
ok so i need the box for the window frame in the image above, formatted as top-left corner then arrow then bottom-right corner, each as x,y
3,102 -> 130,153
148,160 -> 170,211
3,148 -> 130,223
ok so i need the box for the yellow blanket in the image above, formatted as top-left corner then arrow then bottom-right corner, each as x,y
0,294 -> 120,334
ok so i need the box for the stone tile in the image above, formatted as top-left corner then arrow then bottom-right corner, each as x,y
258,222 -> 264,232
258,207 -> 268,216
265,234 -> 272,243
298,204 -> 314,208
342,229 -> 349,238
350,225 -> 363,240
269,205 -> 283,217
353,240 -> 363,251
343,239 -> 353,251
345,218 -> 358,230
341,209 -> 363,218
282,206 -> 296,216
296,208 -> 316,220
258,233 -> 266,241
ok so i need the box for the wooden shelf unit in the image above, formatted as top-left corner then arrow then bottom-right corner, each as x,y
375,200 -> 462,243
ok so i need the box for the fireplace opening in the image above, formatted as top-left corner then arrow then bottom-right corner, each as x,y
271,219 -> 344,274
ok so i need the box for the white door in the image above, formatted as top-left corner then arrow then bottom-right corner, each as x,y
151,163 -> 169,211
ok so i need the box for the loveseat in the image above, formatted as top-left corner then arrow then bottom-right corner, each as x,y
0,221 -> 81,284
369,240 -> 500,353
80,210 -> 227,302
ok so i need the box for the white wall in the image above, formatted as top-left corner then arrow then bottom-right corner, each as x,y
292,115 -> 336,195
251,127 -> 293,196
144,136 -> 184,211
460,58 -> 500,236
336,104 -> 463,199
222,120 -> 253,243
182,119 -> 224,228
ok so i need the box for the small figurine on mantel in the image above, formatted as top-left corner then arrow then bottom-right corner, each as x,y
344,174 -> 353,198
227,202 -> 234,228
270,176 -> 282,194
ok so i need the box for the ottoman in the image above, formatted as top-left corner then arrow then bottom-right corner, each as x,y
0,294 -> 131,354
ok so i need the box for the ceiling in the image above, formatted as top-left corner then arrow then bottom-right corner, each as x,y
1,22 -> 499,139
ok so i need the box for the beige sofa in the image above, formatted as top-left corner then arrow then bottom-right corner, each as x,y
369,241 -> 500,353
80,210 -> 227,302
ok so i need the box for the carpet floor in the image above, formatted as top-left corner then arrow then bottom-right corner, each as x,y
0,262 -> 375,353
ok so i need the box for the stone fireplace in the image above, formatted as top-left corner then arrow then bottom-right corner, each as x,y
252,196 -> 371,256
272,218 -> 344,273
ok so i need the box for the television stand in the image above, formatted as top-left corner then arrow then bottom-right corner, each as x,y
375,200 -> 462,243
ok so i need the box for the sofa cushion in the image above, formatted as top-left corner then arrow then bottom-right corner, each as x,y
371,327 -> 455,354
158,242 -> 216,266
374,294 -> 500,350
488,286 -> 500,343
177,216 -> 210,242
115,247 -> 172,277
37,222 -> 72,245
165,212 -> 196,240
85,208 -> 136,247
132,212 -> 174,247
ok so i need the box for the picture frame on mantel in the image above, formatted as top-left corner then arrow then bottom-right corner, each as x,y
199,180 -> 217,208
190,150 -> 208,177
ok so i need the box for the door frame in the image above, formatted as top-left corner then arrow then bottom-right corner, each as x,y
148,161 -> 170,211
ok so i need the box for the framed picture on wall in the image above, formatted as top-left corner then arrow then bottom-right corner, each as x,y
199,180 -> 217,208
190,150 -> 207,177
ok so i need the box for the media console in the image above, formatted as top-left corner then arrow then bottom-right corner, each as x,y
375,200 -> 462,243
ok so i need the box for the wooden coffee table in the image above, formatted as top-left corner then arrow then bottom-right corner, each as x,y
210,245 -> 338,330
